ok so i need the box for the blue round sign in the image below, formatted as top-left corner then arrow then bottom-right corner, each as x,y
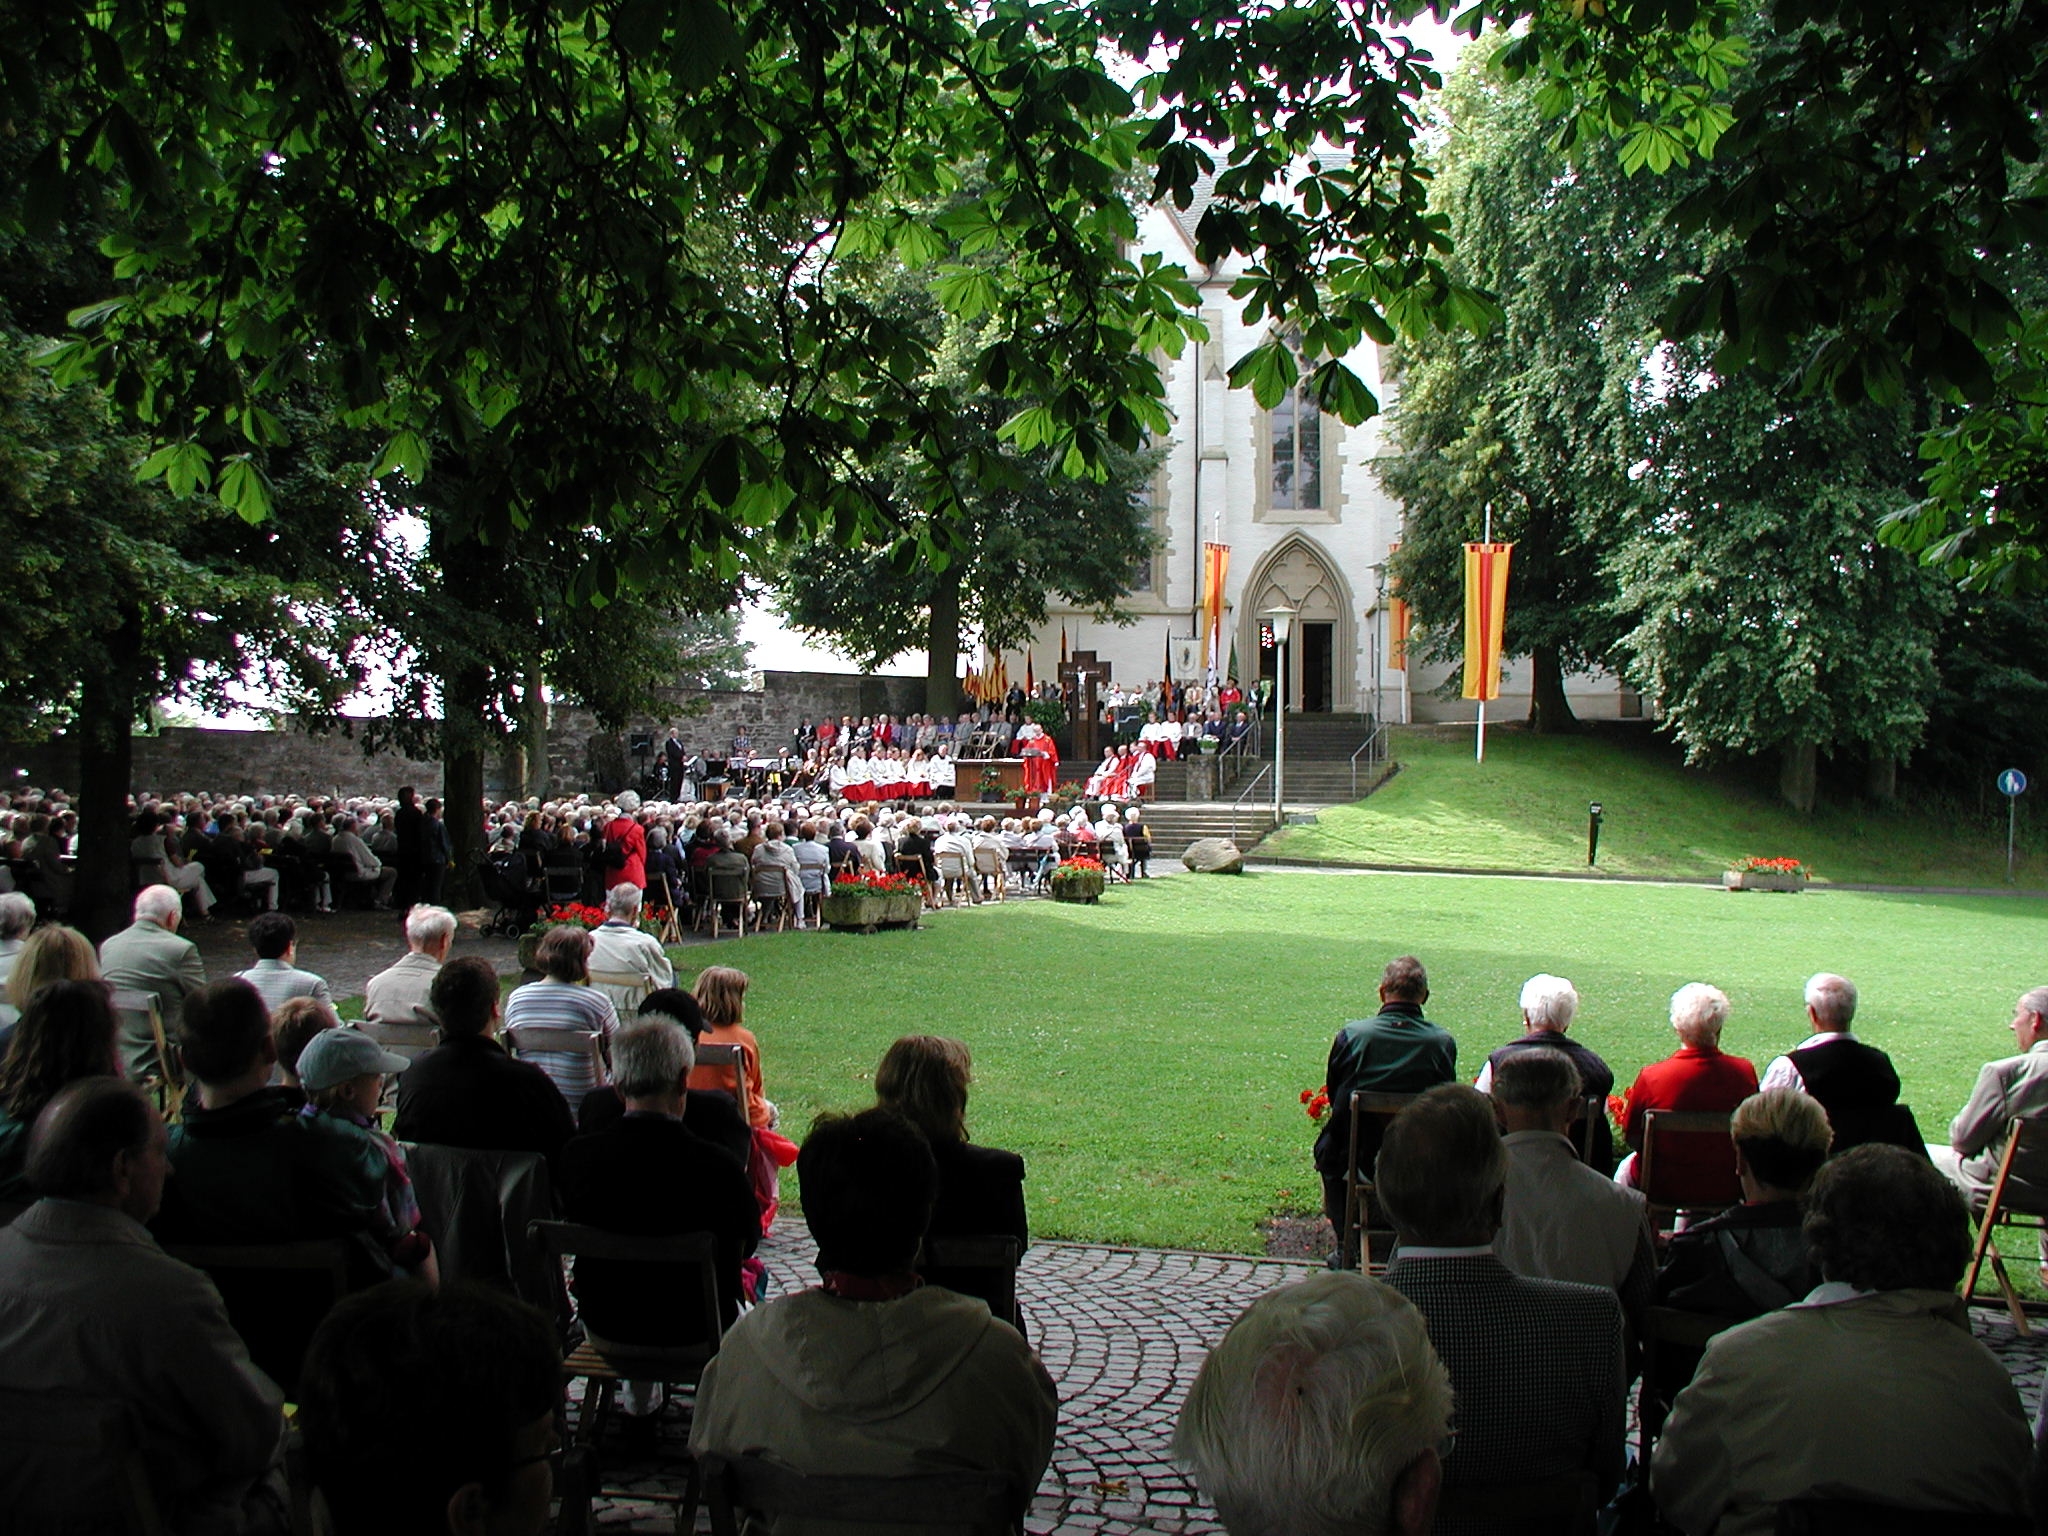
1999,769 -> 2028,798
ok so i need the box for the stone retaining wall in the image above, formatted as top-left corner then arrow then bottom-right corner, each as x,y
0,670 -> 929,801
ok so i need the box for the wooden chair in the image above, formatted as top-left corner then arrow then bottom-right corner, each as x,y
923,1234 -> 1024,1335
110,988 -> 182,1116
692,1042 -> 749,1119
1634,1305 -> 1734,1463
649,872 -> 685,944
1774,1498 -> 2032,1534
699,1453 -> 1025,1536
589,967 -> 658,1020
1567,1095 -> 1606,1166
972,842 -> 1007,901
503,1024 -> 607,1102
1639,1109 -> 1739,1231
934,849 -> 973,906
703,865 -> 750,938
1435,1472 -> 1596,1535
1339,1090 -> 1419,1272
355,1018 -> 440,1065
162,1237 -> 355,1398
893,852 -> 935,909
1961,1116 -> 2048,1334
529,1221 -> 727,1535
0,1387 -> 167,1535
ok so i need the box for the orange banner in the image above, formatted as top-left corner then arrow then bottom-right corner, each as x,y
1388,598 -> 1411,672
1201,542 -> 1231,675
1462,542 -> 1513,701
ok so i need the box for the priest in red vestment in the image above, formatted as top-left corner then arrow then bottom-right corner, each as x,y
1016,722 -> 1060,796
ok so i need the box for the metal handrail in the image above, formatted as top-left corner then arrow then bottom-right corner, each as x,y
1350,725 -> 1389,799
1230,764 -> 1274,846
1214,729 -> 1258,796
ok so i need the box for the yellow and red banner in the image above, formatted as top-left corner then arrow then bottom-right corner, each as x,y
1201,541 -> 1231,675
1461,541 -> 1513,701
1025,650 -> 1035,694
1388,597 -> 1412,672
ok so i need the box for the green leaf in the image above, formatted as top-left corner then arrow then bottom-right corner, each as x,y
217,456 -> 273,524
371,430 -> 429,483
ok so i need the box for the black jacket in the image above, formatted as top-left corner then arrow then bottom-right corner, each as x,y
392,1034 -> 576,1167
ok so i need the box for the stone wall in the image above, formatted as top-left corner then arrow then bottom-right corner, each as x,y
0,670 -> 930,801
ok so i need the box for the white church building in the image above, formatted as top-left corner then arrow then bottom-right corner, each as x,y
1022,195 -> 1631,726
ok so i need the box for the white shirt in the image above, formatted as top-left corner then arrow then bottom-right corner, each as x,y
1760,1030 -> 1855,1093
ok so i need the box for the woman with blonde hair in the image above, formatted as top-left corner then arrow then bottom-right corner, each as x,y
689,966 -> 771,1130
6,924 -> 100,1016
875,1034 -> 1029,1331
0,979 -> 121,1200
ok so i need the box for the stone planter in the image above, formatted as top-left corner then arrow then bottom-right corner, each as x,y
517,931 -> 543,972
1049,873 -> 1105,904
1722,871 -> 1809,893
821,892 -> 924,931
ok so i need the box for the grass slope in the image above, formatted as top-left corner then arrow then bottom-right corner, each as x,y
1262,726 -> 2045,889
666,869 -> 2048,1253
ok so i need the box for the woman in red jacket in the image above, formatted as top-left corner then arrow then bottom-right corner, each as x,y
1617,982 -> 1759,1206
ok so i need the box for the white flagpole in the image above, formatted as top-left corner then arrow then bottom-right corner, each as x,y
1475,503 -> 1492,764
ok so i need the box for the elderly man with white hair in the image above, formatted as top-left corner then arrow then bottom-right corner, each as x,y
1474,974 -> 1616,1173
0,892 -> 35,1028
362,904 -> 459,1028
1758,971 -> 1902,1150
1613,982 -> 1760,1204
1931,984 -> 2048,1275
98,885 -> 209,1077
1174,1272 -> 1452,1536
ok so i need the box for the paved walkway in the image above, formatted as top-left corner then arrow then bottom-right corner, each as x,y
585,1227 -> 2048,1534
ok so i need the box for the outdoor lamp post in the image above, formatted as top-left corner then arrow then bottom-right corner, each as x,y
1264,606 -> 1295,826
1587,802 -> 1604,866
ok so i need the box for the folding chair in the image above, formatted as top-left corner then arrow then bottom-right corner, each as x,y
894,852 -> 935,909
1435,1472 -> 1596,1536
972,843 -> 1008,902
700,1454 -> 1025,1536
934,849 -> 973,906
1639,1108 -> 1739,1234
590,967 -> 659,1019
504,1023 -> 608,1108
0,1387 -> 166,1535
692,1042 -> 749,1119
924,1234 -> 1024,1336
746,867 -> 792,933
1634,1305 -> 1733,1463
111,988 -> 182,1116
530,1221 -> 728,1536
705,866 -> 751,938
1338,1090 -> 1418,1272
1567,1095 -> 1606,1166
650,872 -> 686,944
405,1145 -> 563,1320
1961,1116 -> 2048,1335
162,1237 -> 355,1397
355,1018 -> 440,1066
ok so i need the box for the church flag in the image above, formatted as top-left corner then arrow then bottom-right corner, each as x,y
1201,542 -> 1231,676
1059,625 -> 1069,667
1389,598 -> 1412,672
1025,649 -> 1035,694
1162,626 -> 1174,683
1461,542 -> 1513,701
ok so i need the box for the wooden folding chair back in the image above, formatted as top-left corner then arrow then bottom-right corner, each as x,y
706,866 -> 750,938
1639,1109 -> 1739,1228
700,1452 -> 1024,1536
972,843 -> 1007,901
1634,1304 -> 1734,1463
651,872 -> 685,944
923,1234 -> 1023,1333
1339,1090 -> 1418,1271
161,1238 -> 354,1398
111,988 -> 181,1114
1435,1472 -> 1596,1535
692,1041 -> 749,1119
589,968 -> 657,1019
1567,1095 -> 1606,1166
0,1386 -> 166,1535
1962,1115 -> 2048,1335
356,1018 -> 440,1064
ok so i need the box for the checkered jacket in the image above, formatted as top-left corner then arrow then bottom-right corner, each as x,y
1385,1253 -> 1626,1526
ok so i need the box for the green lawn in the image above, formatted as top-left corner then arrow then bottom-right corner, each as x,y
1262,726 -> 2046,890
637,868 -> 2048,1253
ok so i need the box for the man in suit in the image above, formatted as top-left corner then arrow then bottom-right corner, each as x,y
233,911 -> 335,1015
1759,972 -> 1903,1149
1931,985 -> 2048,1266
558,1018 -> 758,1435
1314,955 -> 1457,1237
99,884 -> 208,1078
1378,1085 -> 1627,1524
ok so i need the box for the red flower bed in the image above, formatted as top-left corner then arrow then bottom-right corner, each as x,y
1729,856 -> 1809,877
1300,1085 -> 1332,1123
831,870 -> 918,894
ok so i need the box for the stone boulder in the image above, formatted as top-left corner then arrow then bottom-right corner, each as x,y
1181,837 -> 1244,874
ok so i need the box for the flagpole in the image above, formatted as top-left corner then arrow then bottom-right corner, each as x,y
1476,503 -> 1492,765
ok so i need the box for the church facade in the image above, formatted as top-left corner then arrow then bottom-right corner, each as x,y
1021,197 -> 1631,725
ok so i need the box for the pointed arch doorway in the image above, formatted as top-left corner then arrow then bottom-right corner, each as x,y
1238,535 -> 1355,713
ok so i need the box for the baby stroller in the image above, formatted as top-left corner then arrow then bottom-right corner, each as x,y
477,849 -> 544,937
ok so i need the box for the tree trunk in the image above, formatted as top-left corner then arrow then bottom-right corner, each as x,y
1526,645 -> 1580,735
521,653 -> 550,797
925,572 -> 961,718
441,662 -> 490,907
1865,753 -> 1897,804
74,605 -> 143,943
1779,740 -> 1818,813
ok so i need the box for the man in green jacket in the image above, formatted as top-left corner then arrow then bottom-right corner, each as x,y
1314,955 -> 1458,1240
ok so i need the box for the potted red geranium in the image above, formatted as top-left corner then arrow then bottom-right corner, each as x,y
1723,856 -> 1810,893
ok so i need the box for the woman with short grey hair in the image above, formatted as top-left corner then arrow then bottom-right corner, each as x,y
1614,981 -> 1759,1201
